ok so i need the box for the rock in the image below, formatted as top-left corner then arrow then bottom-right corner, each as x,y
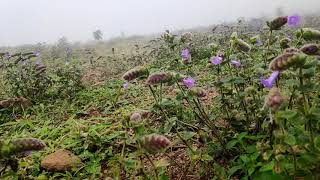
0,97 -> 32,109
41,149 -> 82,172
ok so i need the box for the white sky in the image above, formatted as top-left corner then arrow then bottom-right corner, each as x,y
0,0 -> 319,46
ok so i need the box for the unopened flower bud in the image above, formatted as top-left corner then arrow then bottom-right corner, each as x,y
180,32 -> 192,43
280,38 -> 291,49
141,134 -> 171,154
190,87 -> 207,97
300,44 -> 320,55
146,72 -> 175,85
265,88 -> 283,110
296,28 -> 320,41
267,16 -> 288,30
269,53 -> 306,71
122,66 -> 148,81
232,38 -> 251,52
283,48 -> 299,54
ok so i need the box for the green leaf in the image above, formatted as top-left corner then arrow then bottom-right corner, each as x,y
106,131 -> 125,140
125,159 -> 138,169
164,117 -> 176,133
181,131 -> 196,141
245,145 -> 257,153
240,155 -> 250,163
233,77 -> 246,85
276,110 -> 298,120
260,161 -> 274,172
201,154 -> 213,161
248,167 -> 255,176
284,134 -> 296,146
237,132 -> 248,140
228,165 -> 242,176
159,175 -> 169,180
315,137 -> 320,150
226,140 -> 238,150
252,171 -> 287,180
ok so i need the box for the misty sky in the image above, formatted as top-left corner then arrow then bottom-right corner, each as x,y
0,0 -> 319,46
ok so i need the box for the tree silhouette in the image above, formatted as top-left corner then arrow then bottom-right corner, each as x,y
93,30 -> 103,41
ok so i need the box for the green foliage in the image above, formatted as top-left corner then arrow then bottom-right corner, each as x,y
1,15 -> 320,179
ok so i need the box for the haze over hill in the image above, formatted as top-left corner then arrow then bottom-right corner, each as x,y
0,0 -> 320,46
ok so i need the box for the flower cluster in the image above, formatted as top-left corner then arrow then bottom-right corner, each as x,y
181,48 -> 191,64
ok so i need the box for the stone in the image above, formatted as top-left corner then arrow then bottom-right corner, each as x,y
0,97 -> 32,109
41,149 -> 82,172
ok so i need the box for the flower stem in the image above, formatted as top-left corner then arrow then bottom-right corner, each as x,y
145,154 -> 159,180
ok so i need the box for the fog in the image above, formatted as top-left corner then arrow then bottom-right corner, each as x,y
0,0 -> 319,46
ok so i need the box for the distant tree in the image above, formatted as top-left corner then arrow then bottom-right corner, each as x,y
50,36 -> 70,60
57,36 -> 70,49
93,30 -> 103,41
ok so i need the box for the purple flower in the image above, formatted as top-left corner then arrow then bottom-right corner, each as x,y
33,50 -> 40,57
181,49 -> 191,60
3,52 -> 11,60
210,56 -> 222,65
183,77 -> 195,88
256,39 -> 263,47
66,47 -> 72,56
230,60 -> 241,67
260,71 -> 280,89
123,82 -> 129,89
287,15 -> 301,28
35,60 -> 42,66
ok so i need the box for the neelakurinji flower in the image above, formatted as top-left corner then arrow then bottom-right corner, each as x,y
210,56 -> 222,65
123,82 -> 129,89
66,47 -> 72,56
35,60 -> 42,66
230,60 -> 241,67
260,70 -> 280,89
181,48 -> 191,61
183,77 -> 195,88
3,52 -> 11,60
256,39 -> 263,47
287,14 -> 301,28
33,50 -> 40,57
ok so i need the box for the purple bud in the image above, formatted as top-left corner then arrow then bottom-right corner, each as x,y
260,71 -> 280,89
123,82 -> 129,89
66,47 -> 72,56
33,51 -> 40,57
256,39 -> 263,47
3,52 -> 11,60
181,49 -> 191,61
230,60 -> 241,67
35,60 -> 42,66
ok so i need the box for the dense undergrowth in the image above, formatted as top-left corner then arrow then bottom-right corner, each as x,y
1,15 -> 320,179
